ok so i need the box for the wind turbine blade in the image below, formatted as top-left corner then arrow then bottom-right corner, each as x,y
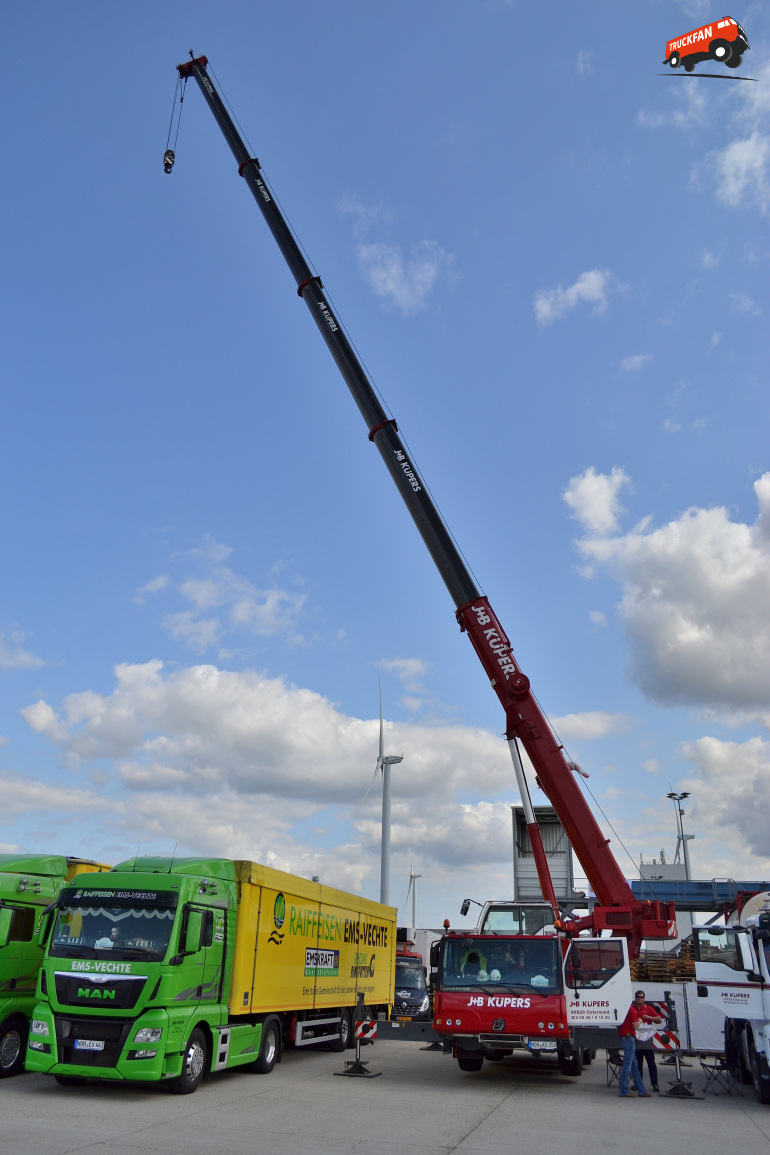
378,674 -> 384,762
401,875 -> 413,914
352,762 -> 382,819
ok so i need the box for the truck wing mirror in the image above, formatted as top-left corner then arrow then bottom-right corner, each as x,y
429,942 -> 441,968
460,899 -> 471,917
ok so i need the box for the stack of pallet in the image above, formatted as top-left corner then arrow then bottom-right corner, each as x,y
631,942 -> 695,983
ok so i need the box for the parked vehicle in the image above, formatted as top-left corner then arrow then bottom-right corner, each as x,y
0,854 -> 109,1077
392,948 -> 431,1022
26,857 -> 395,1092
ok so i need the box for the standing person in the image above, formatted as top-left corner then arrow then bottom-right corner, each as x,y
618,994 -> 651,1098
634,990 -> 665,1092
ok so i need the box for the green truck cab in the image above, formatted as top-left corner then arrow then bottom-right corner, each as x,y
0,854 -> 108,1077
26,856 -> 395,1093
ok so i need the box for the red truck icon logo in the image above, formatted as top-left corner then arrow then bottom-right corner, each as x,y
663,16 -> 749,71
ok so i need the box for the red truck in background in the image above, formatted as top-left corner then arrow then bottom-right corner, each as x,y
663,16 -> 749,71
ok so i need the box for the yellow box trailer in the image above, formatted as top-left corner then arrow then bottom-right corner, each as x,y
231,860 -> 396,1045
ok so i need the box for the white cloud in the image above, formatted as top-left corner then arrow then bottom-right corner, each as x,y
549,712 -> 632,741
565,470 -> 770,713
620,353 -> 652,372
711,132 -> 770,213
340,196 -> 455,314
680,735 -> 770,871
133,575 -> 171,604
589,610 -> 607,629
136,540 -> 307,654
701,249 -> 720,268
710,331 -> 722,349
663,419 -> 682,433
730,291 -> 761,316
0,629 -> 44,671
637,83 -> 708,131
577,50 -> 593,77
563,466 -> 630,536
534,269 -> 621,325
19,661 -> 525,876
356,240 -> 455,314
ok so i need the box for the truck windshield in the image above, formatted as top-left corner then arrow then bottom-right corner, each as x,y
396,959 -> 426,991
442,936 -> 560,994
50,890 -> 178,961
480,905 -> 554,936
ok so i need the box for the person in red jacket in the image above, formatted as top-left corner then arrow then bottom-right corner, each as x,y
634,990 -> 665,1092
618,994 -> 652,1097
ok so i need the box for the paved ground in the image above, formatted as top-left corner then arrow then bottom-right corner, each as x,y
3,1045 -> 770,1155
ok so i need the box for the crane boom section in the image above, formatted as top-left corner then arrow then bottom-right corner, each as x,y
178,58 -> 674,945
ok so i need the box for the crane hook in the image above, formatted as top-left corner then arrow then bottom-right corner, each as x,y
163,149 -> 176,175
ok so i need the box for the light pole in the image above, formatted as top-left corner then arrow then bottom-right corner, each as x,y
667,791 -> 694,880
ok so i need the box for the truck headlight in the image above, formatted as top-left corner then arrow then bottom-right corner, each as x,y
134,1027 -> 162,1043
31,1020 -> 50,1037
419,995 -> 430,1013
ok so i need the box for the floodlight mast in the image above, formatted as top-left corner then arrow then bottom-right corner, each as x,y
177,56 -> 675,952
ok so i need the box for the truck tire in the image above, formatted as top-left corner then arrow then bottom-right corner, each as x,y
739,1025 -> 757,1085
558,1048 -> 584,1077
169,1028 -> 208,1095
457,1051 -> 484,1072
0,1016 -> 27,1078
328,1009 -> 351,1053
582,1048 -> 595,1067
251,1018 -> 280,1074
750,1042 -> 770,1105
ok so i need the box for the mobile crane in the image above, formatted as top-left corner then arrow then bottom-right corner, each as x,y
173,55 -> 677,1074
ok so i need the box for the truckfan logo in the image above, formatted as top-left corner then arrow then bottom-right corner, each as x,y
662,15 -> 750,73
269,893 -> 285,945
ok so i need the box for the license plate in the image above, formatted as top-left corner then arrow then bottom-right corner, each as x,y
73,1039 -> 105,1052
529,1039 -> 557,1051
393,1015 -> 413,1022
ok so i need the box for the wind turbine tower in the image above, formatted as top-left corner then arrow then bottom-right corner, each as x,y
406,856 -> 422,930
375,685 -> 403,906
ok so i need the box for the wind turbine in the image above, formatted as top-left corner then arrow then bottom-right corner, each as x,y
404,853 -> 421,930
355,681 -> 404,905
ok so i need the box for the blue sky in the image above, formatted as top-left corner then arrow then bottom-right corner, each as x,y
2,1 -> 769,928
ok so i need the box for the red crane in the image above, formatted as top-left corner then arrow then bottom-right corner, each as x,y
175,55 -> 675,955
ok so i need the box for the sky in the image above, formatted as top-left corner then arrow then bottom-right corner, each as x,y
1,1 -> 769,930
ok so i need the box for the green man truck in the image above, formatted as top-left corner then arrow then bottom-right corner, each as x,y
26,856 -> 396,1092
0,854 -> 109,1077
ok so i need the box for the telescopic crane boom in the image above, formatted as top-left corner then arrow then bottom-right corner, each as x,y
176,55 -> 675,954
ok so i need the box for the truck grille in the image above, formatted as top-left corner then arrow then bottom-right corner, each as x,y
55,972 -> 146,1010
55,1016 -> 134,1068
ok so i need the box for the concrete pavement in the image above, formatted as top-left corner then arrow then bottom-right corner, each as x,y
3,1044 -> 770,1155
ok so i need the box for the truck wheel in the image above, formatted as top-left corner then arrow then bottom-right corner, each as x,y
739,1026 -> 757,1085
709,38 -> 731,62
0,1017 -> 27,1078
457,1051 -> 484,1072
582,1048 -> 594,1067
54,1075 -> 88,1087
169,1028 -> 208,1095
328,1009 -> 351,1053
558,1049 -> 584,1077
725,55 -> 742,68
251,1018 -> 280,1074
668,52 -> 680,68
751,1043 -> 770,1105
485,1049 -> 506,1062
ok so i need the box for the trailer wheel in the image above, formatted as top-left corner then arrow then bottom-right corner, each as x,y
0,1017 -> 27,1078
169,1028 -> 208,1095
251,1018 -> 280,1074
457,1051 -> 484,1072
328,1009 -> 351,1052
